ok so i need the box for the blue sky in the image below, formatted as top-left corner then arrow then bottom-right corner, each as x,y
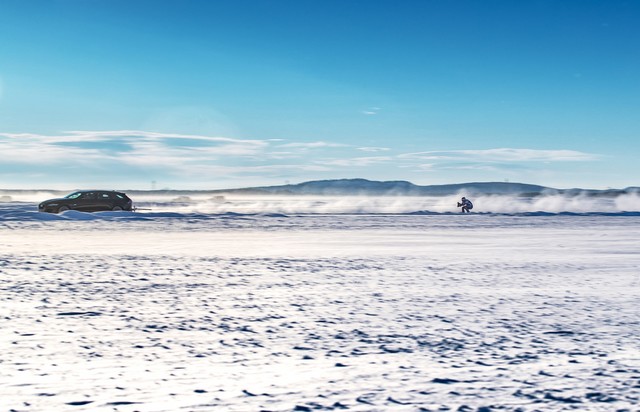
0,0 -> 638,190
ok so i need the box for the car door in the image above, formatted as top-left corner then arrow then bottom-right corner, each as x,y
97,192 -> 114,211
74,192 -> 101,212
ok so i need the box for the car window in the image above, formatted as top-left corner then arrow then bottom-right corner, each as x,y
65,192 -> 82,199
81,192 -> 96,199
100,193 -> 111,199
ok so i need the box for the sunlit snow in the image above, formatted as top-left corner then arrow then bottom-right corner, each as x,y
1,196 -> 639,411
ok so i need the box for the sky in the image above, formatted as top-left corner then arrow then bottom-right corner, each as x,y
0,0 -> 639,190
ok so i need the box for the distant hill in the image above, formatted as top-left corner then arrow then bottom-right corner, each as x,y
213,179 -> 553,196
210,179 -> 640,196
2,180 -> 637,198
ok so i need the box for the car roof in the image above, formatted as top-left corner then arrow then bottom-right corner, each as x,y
75,190 -> 126,193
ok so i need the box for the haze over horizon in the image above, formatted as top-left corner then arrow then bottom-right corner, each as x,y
1,1 -> 638,190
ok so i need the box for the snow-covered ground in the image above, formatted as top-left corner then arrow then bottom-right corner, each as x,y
1,199 -> 639,411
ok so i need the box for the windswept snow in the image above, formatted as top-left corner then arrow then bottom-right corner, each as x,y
3,190 -> 640,215
1,206 -> 639,411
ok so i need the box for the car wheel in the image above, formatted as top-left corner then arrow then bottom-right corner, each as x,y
58,206 -> 70,213
112,206 -> 123,211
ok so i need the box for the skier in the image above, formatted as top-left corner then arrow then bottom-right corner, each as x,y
457,197 -> 473,213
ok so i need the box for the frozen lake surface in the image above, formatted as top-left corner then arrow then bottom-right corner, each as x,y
1,205 -> 639,411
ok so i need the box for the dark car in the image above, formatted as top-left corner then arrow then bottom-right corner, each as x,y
39,190 -> 133,213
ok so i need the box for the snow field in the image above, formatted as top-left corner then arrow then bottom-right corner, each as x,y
1,214 -> 639,411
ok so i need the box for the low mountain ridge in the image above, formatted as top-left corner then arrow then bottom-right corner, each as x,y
222,179 -> 552,196
2,180 -> 637,198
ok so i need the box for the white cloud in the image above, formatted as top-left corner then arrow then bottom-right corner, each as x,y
415,164 -> 435,171
133,162 -> 333,178
0,131 -> 606,189
0,135 -> 102,165
0,130 -> 354,187
279,141 -> 349,149
361,107 -> 381,115
400,148 -> 599,162
0,131 -> 269,166
316,156 -> 392,167
357,146 -> 390,152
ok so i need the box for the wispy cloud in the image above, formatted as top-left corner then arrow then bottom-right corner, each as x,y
0,130 -> 268,163
0,130 -> 357,187
357,146 -> 390,152
278,141 -> 349,149
0,131 -> 275,184
316,156 -> 392,167
0,130 -> 604,189
399,148 -> 600,162
361,107 -> 381,115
